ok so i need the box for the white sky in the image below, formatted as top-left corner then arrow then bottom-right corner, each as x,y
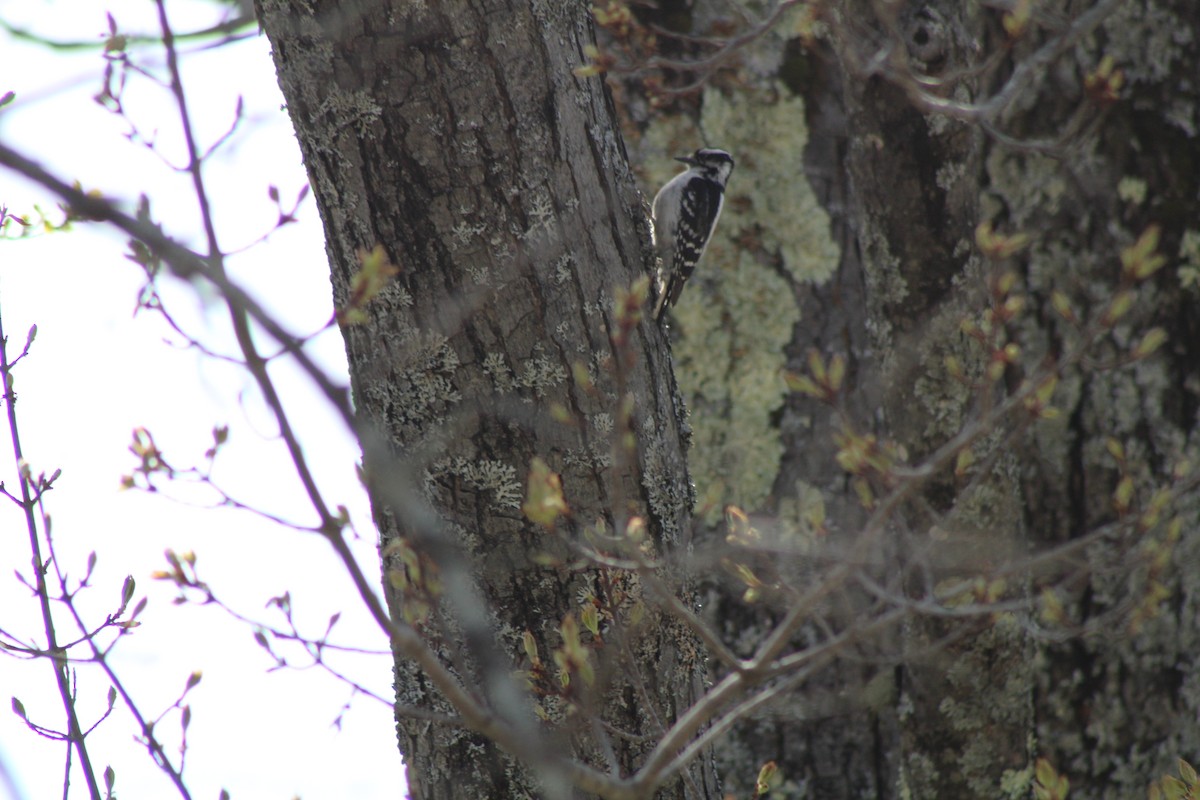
1,2 -> 405,798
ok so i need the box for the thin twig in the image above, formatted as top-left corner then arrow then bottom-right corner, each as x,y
0,306 -> 104,800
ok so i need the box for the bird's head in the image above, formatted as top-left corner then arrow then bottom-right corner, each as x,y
676,148 -> 735,186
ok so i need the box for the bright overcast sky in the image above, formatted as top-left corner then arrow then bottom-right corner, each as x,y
1,2 -> 404,798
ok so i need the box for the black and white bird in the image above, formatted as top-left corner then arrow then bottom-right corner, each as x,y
651,147 -> 735,323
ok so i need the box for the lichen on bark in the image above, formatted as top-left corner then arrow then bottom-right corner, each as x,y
644,84 -> 839,514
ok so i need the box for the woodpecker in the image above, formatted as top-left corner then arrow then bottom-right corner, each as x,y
651,147 -> 735,322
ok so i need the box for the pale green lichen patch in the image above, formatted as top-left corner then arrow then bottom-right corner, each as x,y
516,348 -> 567,399
482,351 -> 516,392
1117,176 -> 1148,206
998,760 -> 1034,799
368,328 -> 462,447
775,479 -> 825,549
939,615 -> 1032,796
672,245 -> 797,512
859,227 -> 904,346
426,456 -> 522,510
699,86 -> 840,285
984,149 -> 1068,227
318,89 -> 382,137
640,418 -> 688,542
642,85 -> 839,512
913,338 -> 976,439
1102,1 -> 1191,85
1178,229 -> 1200,290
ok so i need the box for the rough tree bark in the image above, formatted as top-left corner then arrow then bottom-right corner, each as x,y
255,0 -> 1200,795
257,1 -> 714,798
680,0 -> 1200,797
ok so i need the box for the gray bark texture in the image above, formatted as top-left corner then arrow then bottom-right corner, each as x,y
256,0 -> 1200,796
678,0 -> 1200,797
256,0 -> 714,798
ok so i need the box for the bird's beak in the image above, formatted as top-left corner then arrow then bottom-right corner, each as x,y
674,155 -> 697,165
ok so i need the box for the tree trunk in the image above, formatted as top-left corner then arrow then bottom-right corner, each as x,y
256,0 -> 1200,795
256,1 -> 714,797
620,0 -> 1200,797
